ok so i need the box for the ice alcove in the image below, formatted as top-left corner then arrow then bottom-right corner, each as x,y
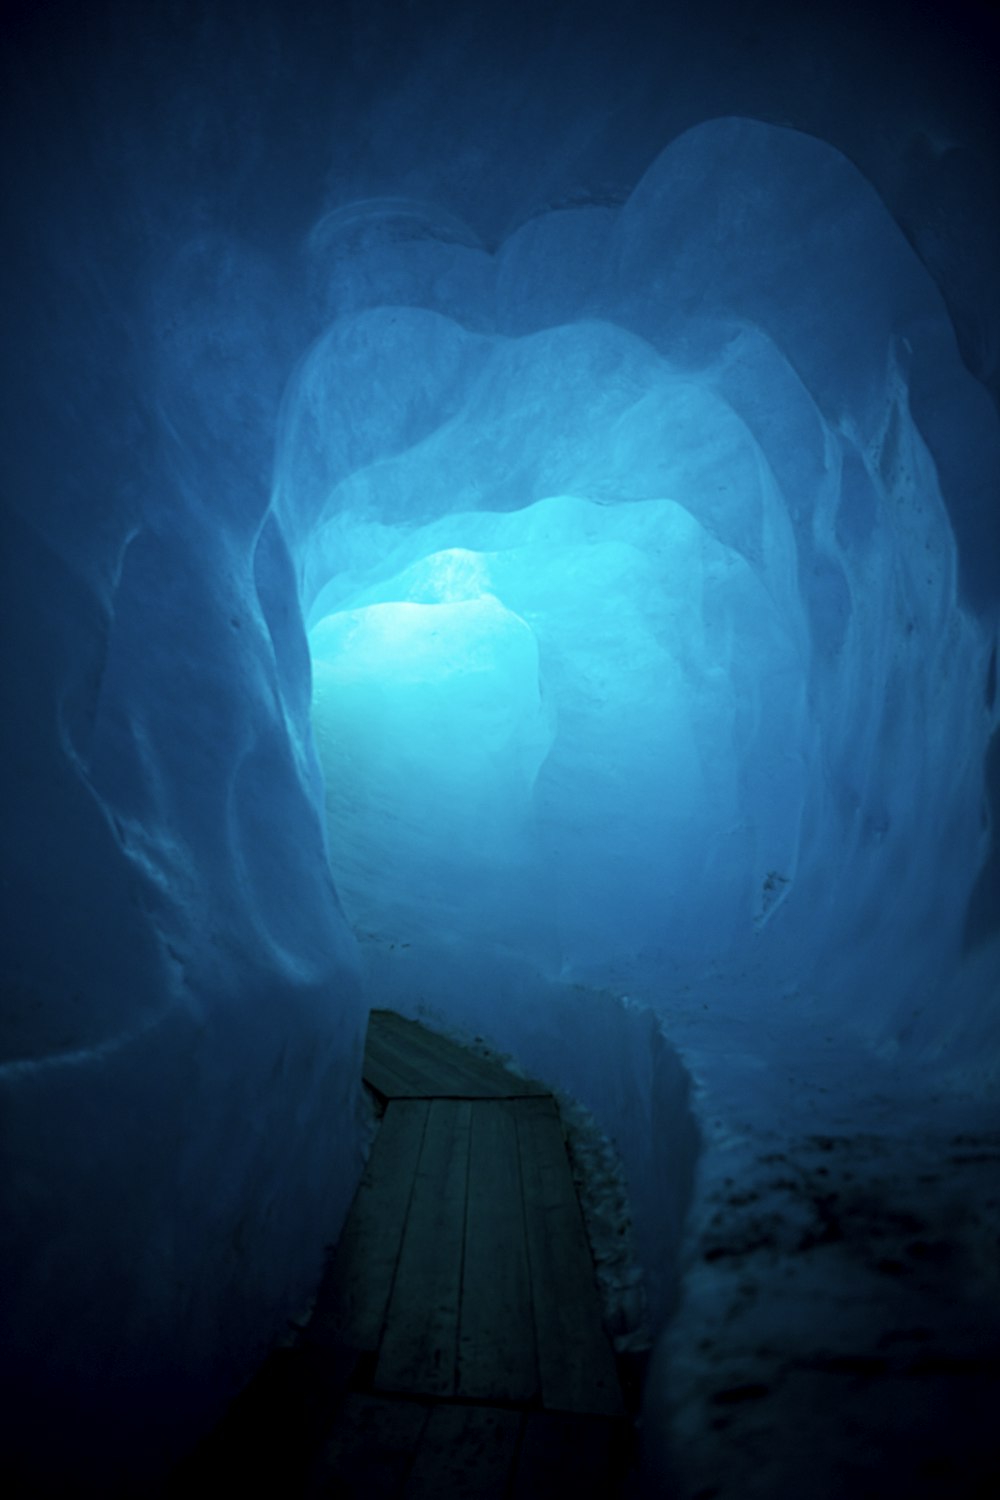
286,117 -> 997,1068
310,579 -> 554,947
308,494 -> 808,970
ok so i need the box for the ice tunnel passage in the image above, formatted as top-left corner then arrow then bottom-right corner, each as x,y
282,119 -> 998,1055
280,122 -> 1000,1491
4,1 -> 1000,1493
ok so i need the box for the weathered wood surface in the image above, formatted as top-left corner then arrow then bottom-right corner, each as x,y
307,1402 -> 627,1499
363,1008 -> 546,1100
516,1095 -> 626,1416
306,1098 -> 429,1354
405,1405 -> 522,1500
306,1393 -> 429,1499
287,1011 -> 630,1496
375,1099 -> 472,1396
458,1100 -> 536,1402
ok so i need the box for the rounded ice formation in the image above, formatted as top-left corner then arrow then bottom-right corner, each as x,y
291,122 -> 997,1059
312,589 -> 553,938
311,494 -> 807,967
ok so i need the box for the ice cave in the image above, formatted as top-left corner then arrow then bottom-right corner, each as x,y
2,1 -> 999,1495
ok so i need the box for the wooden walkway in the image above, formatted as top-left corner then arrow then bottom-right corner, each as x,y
173,1010 -> 632,1498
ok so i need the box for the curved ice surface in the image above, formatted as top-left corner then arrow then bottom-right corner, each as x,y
311,495 -> 808,966
312,591 -> 553,937
293,124 -> 996,1050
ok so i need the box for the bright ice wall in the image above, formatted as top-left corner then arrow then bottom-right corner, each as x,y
295,121 -> 999,1064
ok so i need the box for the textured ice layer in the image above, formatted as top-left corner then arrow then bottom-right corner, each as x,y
1,218 -> 369,1496
312,492 -> 806,965
298,123 -> 997,1061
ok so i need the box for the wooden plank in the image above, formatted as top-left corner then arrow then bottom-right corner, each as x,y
515,1097 -> 625,1416
305,1393 -> 429,1500
403,1405 -> 522,1500
305,1099 -> 429,1353
458,1101 -> 537,1402
366,1013 -> 496,1098
365,1011 -> 545,1098
513,1412 -> 626,1499
375,1100 -> 472,1396
362,1045 -> 422,1103
365,1020 -> 471,1098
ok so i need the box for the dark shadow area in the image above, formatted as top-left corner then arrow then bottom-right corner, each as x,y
965,727 -> 1000,950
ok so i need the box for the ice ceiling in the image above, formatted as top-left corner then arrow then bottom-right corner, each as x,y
292,119 -> 996,1041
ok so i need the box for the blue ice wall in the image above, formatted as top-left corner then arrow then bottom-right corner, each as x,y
299,121 -> 999,1062
0,36 -> 369,1493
